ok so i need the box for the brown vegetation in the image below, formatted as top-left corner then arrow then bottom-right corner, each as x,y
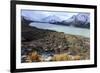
21,18 -> 90,63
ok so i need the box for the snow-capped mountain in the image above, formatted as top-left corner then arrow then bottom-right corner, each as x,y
42,15 -> 62,23
76,13 -> 90,23
62,13 -> 90,28
60,15 -> 76,26
74,13 -> 90,28
21,13 -> 90,29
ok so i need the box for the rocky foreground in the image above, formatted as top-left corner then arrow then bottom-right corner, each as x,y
21,17 -> 90,63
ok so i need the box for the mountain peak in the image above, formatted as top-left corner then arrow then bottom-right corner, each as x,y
42,15 -> 61,23
76,13 -> 90,23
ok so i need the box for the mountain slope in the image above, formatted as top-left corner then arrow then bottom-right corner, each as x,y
21,17 -> 90,62
62,13 -> 90,28
42,15 -> 62,23
22,13 -> 90,29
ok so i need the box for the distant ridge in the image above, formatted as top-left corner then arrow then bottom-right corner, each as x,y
22,13 -> 90,29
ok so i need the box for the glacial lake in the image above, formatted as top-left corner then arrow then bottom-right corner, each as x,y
30,22 -> 90,38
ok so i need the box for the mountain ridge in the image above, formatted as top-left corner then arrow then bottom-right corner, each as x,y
22,13 -> 90,29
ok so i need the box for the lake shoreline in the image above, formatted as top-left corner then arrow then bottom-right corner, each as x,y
30,22 -> 90,38
21,24 -> 90,63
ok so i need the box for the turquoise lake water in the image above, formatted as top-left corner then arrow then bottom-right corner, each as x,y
30,22 -> 90,38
